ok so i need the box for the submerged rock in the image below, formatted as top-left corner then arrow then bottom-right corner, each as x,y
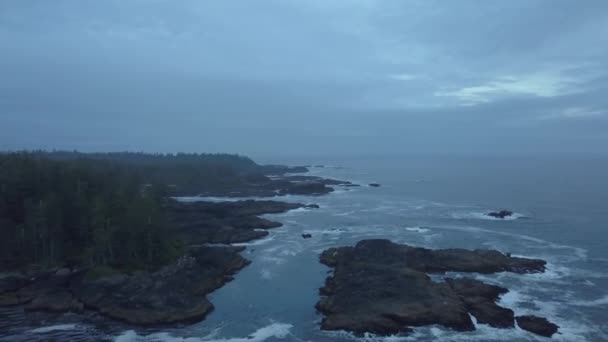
516,315 -> 560,337
302,234 -> 312,239
487,210 -> 514,219
317,239 -> 553,337
369,183 -> 381,187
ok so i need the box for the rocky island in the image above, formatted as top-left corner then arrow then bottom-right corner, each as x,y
487,210 -> 514,219
316,239 -> 559,338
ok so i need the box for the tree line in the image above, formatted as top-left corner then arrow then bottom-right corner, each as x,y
0,151 -> 263,272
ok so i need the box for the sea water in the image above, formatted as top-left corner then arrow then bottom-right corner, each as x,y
1,155 -> 607,341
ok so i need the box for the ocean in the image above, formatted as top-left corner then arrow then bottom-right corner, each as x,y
2,155 -> 607,341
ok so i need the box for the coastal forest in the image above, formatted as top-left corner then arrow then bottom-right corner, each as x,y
0,151 -> 265,272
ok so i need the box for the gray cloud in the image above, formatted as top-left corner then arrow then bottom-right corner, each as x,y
1,0 -> 607,156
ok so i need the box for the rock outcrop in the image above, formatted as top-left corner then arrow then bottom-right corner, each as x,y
516,315 -> 560,337
487,210 -> 514,219
1,247 -> 249,325
168,200 -> 317,244
316,239 -> 556,337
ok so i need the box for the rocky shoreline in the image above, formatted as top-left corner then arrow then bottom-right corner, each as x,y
167,199 -> 318,244
316,239 -> 559,338
0,246 -> 249,325
0,167 -> 349,326
185,170 -> 359,198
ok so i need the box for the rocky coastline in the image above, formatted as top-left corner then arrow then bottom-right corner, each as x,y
0,165 -> 350,326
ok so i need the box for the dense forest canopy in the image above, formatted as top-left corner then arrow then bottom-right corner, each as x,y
0,151 -> 275,272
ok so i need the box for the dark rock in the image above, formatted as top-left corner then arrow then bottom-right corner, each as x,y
317,239 -> 549,336
168,200 -> 308,245
317,254 -> 474,335
72,246 -> 249,325
321,239 -> 545,274
302,234 -> 312,239
447,278 -> 514,328
0,273 -> 29,294
55,268 -> 72,277
369,183 -> 381,187
16,270 -> 73,304
516,315 -> 559,337
260,164 -> 309,175
279,182 -> 333,196
184,170 -> 352,197
0,292 -> 21,306
487,210 -> 514,219
25,290 -> 83,313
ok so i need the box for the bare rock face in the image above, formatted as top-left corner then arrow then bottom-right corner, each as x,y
516,315 -> 560,337
317,239 -> 557,337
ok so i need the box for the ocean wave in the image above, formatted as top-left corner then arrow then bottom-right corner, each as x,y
114,323 -> 293,342
570,295 -> 608,307
30,324 -> 79,333
404,226 -> 430,233
429,225 -> 589,261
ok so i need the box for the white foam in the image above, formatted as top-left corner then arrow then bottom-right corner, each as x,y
114,323 -> 293,342
260,269 -> 273,280
333,210 -> 357,217
429,224 -> 589,262
571,295 -> 608,307
31,324 -> 79,333
322,329 -> 416,342
281,207 -> 309,215
451,211 -> 525,221
405,227 -> 430,233
233,234 -> 276,247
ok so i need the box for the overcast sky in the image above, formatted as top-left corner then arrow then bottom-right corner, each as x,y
1,0 -> 607,157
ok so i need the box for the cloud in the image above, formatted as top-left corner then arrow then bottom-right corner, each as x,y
1,0 -> 608,155
389,73 -> 419,81
434,72 -> 582,106
538,107 -> 605,120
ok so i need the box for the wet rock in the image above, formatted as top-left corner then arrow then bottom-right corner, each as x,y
447,278 -> 514,328
0,273 -> 29,294
72,246 -> 249,325
369,183 -> 381,187
25,290 -> 83,313
279,182 -> 333,196
316,262 -> 474,335
317,239 -> 550,337
168,200 -> 309,244
302,234 -> 312,239
516,315 -> 559,337
188,172 -> 351,197
55,268 -> 72,277
0,292 -> 21,306
321,239 -> 545,274
487,210 -> 514,219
